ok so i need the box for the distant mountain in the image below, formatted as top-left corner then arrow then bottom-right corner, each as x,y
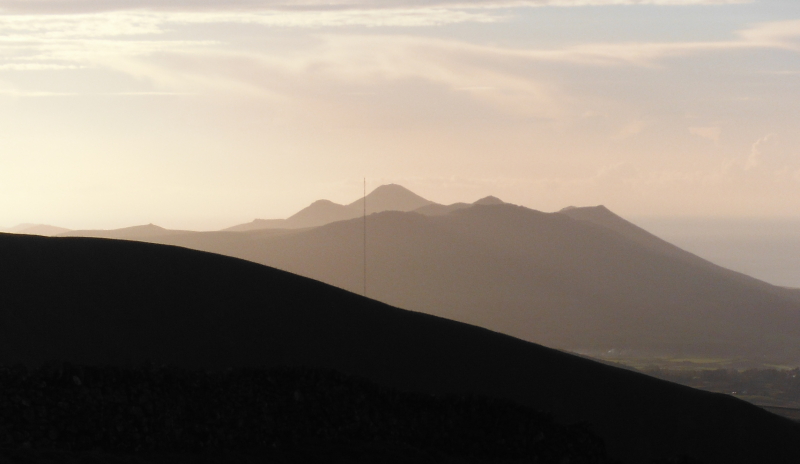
473,195 -> 504,205
413,202 -> 470,216
224,184 -> 435,232
136,203 -> 800,365
559,205 -> 798,302
225,199 -> 361,231
559,205 -> 708,264
348,183 -> 434,214
631,216 -> 800,289
222,218 -> 290,232
4,223 -> 71,236
59,224 -> 193,240
289,199 -> 361,226
2,233 -> 799,463
415,195 -> 504,216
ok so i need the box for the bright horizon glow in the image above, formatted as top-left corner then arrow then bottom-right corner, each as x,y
2,0 -> 800,230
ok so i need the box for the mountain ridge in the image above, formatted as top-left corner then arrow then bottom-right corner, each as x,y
129,202 -> 800,365
224,183 -> 435,232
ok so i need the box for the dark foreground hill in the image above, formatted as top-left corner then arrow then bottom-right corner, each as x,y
1,234 -> 800,463
0,365 -> 609,464
132,204 -> 800,365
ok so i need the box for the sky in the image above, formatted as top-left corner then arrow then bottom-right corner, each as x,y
2,0 -> 800,230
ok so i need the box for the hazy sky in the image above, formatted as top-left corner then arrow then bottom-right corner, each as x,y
2,0 -> 800,230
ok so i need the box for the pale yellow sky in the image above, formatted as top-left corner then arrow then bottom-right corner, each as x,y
1,0 -> 800,230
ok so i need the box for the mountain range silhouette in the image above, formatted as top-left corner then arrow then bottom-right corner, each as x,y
60,185 -> 800,365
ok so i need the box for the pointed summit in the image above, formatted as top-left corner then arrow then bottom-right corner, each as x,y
348,184 -> 433,215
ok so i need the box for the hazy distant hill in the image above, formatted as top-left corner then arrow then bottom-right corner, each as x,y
224,184 -> 434,232
58,223 -> 194,239
473,195 -> 504,205
631,216 -> 800,289
413,196 -> 501,216
413,202 -> 470,216
2,233 -> 800,463
3,223 -> 71,236
136,203 -> 800,365
560,206 -> 773,283
225,199 -> 361,232
222,218 -> 290,232
560,206 -> 800,305
348,183 -> 433,214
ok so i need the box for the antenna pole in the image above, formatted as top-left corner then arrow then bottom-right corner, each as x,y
363,178 -> 367,297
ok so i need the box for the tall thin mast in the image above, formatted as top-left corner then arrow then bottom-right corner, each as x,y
363,178 -> 367,298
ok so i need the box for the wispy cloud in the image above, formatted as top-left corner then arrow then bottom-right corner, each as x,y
0,0 -> 752,15
0,84 -> 77,96
6,14 -> 796,70
494,21 -> 800,66
744,133 -> 777,171
0,63 -> 83,70
2,10 -> 798,121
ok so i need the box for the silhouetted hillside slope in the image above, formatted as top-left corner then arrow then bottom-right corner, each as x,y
559,205 -> 736,269
559,206 -> 800,303
559,205 -> 690,258
139,205 -> 800,364
2,232 -> 800,463
59,224 -> 192,240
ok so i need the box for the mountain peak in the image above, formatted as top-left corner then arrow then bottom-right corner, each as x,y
371,183 -> 414,194
348,184 -> 433,214
474,196 -> 504,206
286,199 -> 360,228
308,199 -> 339,207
